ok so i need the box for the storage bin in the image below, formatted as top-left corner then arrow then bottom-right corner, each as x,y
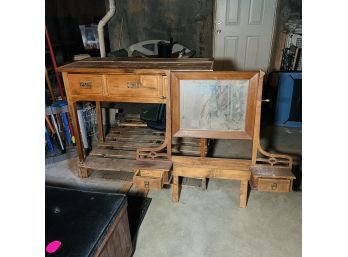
274,72 -> 302,127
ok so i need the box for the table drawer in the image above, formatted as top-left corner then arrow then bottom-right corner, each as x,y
68,74 -> 103,96
106,75 -> 164,98
133,169 -> 164,190
257,178 -> 291,192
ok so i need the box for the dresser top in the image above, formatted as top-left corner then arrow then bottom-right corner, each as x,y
58,57 -> 214,73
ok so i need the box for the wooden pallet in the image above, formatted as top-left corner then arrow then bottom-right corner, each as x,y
91,126 -> 202,159
79,125 -> 203,182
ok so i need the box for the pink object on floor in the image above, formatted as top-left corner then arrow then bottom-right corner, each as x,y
46,240 -> 61,253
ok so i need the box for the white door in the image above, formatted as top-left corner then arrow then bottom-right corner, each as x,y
214,0 -> 277,72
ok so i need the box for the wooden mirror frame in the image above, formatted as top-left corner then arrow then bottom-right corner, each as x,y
171,71 -> 261,139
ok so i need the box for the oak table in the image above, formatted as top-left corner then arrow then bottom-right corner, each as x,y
58,57 -> 214,177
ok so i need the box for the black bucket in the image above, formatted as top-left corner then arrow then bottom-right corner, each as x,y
157,38 -> 177,58
157,41 -> 172,58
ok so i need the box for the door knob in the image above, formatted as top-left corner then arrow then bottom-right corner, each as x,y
216,29 -> 222,33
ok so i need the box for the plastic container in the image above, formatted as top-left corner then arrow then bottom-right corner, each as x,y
79,24 -> 99,49
274,72 -> 302,127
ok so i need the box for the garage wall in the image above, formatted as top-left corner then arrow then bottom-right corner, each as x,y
107,0 -> 214,57
277,0 -> 302,33
45,0 -> 108,62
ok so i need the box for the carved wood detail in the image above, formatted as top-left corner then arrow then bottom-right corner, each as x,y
255,142 -> 293,168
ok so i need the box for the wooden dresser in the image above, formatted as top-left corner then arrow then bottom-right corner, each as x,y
59,58 -> 295,208
58,58 -> 213,177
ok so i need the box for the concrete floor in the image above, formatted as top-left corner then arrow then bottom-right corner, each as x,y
45,125 -> 302,257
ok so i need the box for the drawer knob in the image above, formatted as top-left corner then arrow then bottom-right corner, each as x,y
144,181 -> 149,189
271,183 -> 278,190
127,82 -> 140,89
80,81 -> 92,89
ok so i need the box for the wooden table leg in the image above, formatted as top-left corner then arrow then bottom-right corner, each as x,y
96,101 -> 105,142
68,101 -> 84,162
78,166 -> 89,178
172,175 -> 180,202
201,178 -> 207,191
68,101 -> 88,178
199,138 -> 207,191
239,180 -> 248,208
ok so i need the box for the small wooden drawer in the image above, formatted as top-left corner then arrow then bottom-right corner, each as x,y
67,74 -> 103,96
106,75 -> 164,98
258,178 -> 291,192
133,169 -> 164,190
250,165 -> 295,193
138,169 -> 171,184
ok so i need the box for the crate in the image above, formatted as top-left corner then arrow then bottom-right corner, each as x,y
250,165 -> 295,192
81,125 -> 199,180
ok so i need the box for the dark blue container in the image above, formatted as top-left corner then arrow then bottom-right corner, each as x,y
274,72 -> 302,127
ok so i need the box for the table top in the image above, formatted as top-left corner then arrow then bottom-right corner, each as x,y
45,186 -> 127,257
58,57 -> 214,73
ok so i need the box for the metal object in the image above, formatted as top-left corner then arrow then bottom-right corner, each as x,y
77,109 -> 89,149
144,181 -> 149,189
271,183 -> 278,190
50,113 -> 65,151
80,81 -> 92,89
45,25 -> 65,100
127,82 -> 140,88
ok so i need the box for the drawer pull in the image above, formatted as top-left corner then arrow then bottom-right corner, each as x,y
80,81 -> 92,89
127,82 -> 140,89
271,183 -> 278,190
144,181 -> 149,189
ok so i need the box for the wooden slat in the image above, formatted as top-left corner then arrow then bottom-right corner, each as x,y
81,156 -> 137,172
108,127 -> 165,135
103,140 -> 200,155
174,166 -> 250,180
98,141 -> 162,149
134,159 -> 172,171
172,156 -> 251,169
118,122 -> 148,127
58,57 -> 214,73
106,133 -> 200,144
250,165 -> 295,178
89,148 -> 136,159
105,134 -> 164,143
